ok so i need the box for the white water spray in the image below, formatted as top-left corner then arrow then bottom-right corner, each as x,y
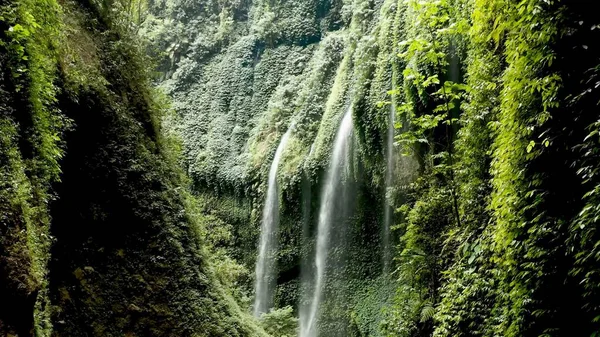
254,126 -> 293,317
300,106 -> 354,337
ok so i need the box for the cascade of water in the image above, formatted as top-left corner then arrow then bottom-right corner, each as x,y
383,98 -> 396,273
254,126 -> 293,317
300,106 -> 354,337
300,141 -> 316,318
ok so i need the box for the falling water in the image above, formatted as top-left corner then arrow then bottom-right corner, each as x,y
383,98 -> 395,273
300,106 -> 354,337
254,126 -> 293,317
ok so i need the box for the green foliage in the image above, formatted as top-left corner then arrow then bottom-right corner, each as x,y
260,306 -> 299,337
382,1 -> 470,335
349,276 -> 396,337
430,0 -> 498,334
93,0 -> 149,30
389,1 -> 600,337
0,0 -> 67,334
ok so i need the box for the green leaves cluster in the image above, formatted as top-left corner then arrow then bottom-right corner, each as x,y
259,306 -> 299,337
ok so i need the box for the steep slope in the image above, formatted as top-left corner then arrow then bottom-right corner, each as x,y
0,0 -> 266,336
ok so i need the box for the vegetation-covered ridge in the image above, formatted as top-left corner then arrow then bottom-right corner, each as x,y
0,0 -> 267,335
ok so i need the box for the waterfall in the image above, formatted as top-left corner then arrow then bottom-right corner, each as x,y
254,126 -> 293,317
383,98 -> 395,273
300,106 -> 354,337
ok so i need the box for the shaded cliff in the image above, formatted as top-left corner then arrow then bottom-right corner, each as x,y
0,0 -> 266,335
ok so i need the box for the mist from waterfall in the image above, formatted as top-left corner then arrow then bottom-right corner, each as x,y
254,126 -> 293,317
300,106 -> 354,337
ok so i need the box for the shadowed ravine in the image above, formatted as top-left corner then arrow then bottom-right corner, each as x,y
3,1 -> 600,337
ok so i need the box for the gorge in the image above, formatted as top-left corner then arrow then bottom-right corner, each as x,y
2,0 -> 600,337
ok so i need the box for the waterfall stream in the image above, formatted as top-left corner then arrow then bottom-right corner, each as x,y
383,98 -> 395,273
300,106 -> 354,337
254,126 -> 293,317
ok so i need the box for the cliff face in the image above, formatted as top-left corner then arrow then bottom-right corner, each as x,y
145,0 -> 600,336
0,1 -> 265,336
144,0 -> 399,191
143,0 -> 413,334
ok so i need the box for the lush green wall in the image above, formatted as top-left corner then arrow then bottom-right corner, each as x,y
0,0 -> 267,335
382,1 -> 600,336
143,0 -> 415,335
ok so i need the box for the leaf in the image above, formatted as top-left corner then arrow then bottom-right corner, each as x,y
468,253 -> 476,264
423,74 -> 440,87
526,140 -> 535,153
420,302 -> 435,323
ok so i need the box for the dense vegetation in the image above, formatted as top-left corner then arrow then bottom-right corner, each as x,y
0,0 -> 266,335
2,0 -> 600,336
385,1 -> 600,336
